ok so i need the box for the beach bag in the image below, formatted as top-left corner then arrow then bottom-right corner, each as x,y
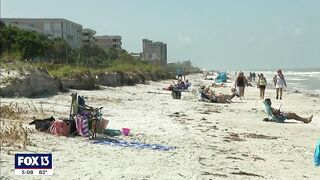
63,119 -> 77,136
29,116 -> 55,132
314,140 -> 320,166
50,120 -> 69,136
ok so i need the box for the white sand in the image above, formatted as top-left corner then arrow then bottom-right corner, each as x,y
1,74 -> 320,179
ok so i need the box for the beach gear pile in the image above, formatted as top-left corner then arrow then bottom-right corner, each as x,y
29,93 -> 109,137
28,93 -> 176,151
29,117 -> 75,136
164,79 -> 191,99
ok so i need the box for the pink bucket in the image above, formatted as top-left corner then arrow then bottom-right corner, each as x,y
122,128 -> 131,136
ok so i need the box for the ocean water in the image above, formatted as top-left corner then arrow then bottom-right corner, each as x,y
239,69 -> 320,94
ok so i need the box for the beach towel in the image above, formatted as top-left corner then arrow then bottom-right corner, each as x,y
314,140 -> 320,166
92,139 -> 176,151
75,114 -> 90,137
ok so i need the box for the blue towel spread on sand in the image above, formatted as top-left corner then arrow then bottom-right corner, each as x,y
92,139 -> 176,151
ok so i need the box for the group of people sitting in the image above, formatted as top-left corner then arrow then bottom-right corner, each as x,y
163,79 -> 191,91
165,76 -> 314,124
198,85 -> 240,103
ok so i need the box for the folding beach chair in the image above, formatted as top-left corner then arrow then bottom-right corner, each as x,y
70,93 -> 108,138
197,88 -> 212,102
263,99 -> 285,123
70,93 -> 92,118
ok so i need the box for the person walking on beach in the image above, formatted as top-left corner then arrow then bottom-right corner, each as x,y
235,72 -> 247,99
273,69 -> 287,99
258,73 -> 267,99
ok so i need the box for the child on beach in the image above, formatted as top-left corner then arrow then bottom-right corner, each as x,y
264,98 -> 313,123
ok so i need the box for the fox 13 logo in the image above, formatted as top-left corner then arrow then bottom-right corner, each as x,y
15,154 -> 53,175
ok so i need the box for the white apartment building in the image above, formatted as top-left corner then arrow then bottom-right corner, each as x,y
94,35 -> 122,50
1,18 -> 83,49
82,28 -> 96,46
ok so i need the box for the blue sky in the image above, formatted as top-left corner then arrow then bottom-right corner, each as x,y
1,0 -> 320,70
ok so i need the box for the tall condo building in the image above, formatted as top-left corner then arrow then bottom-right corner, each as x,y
141,39 -> 167,64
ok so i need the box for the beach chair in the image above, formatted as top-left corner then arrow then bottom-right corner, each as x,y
70,93 -> 95,136
262,100 -> 285,123
198,89 -> 213,102
197,89 -> 205,101
70,93 -> 92,117
70,93 -> 108,137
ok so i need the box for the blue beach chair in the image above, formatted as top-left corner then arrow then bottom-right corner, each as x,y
263,99 -> 285,123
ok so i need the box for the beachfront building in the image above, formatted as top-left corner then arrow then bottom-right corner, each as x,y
81,28 -> 96,46
1,18 -> 82,49
94,35 -> 122,50
141,39 -> 167,65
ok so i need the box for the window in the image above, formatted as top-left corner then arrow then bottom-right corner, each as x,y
113,44 -> 117,48
113,39 -> 117,42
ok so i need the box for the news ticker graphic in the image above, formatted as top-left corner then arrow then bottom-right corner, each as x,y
15,153 -> 53,175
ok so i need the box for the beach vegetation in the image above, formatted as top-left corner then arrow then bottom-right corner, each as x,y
0,22 -> 198,78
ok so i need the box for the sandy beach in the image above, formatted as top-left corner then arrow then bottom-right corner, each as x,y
1,74 -> 320,180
